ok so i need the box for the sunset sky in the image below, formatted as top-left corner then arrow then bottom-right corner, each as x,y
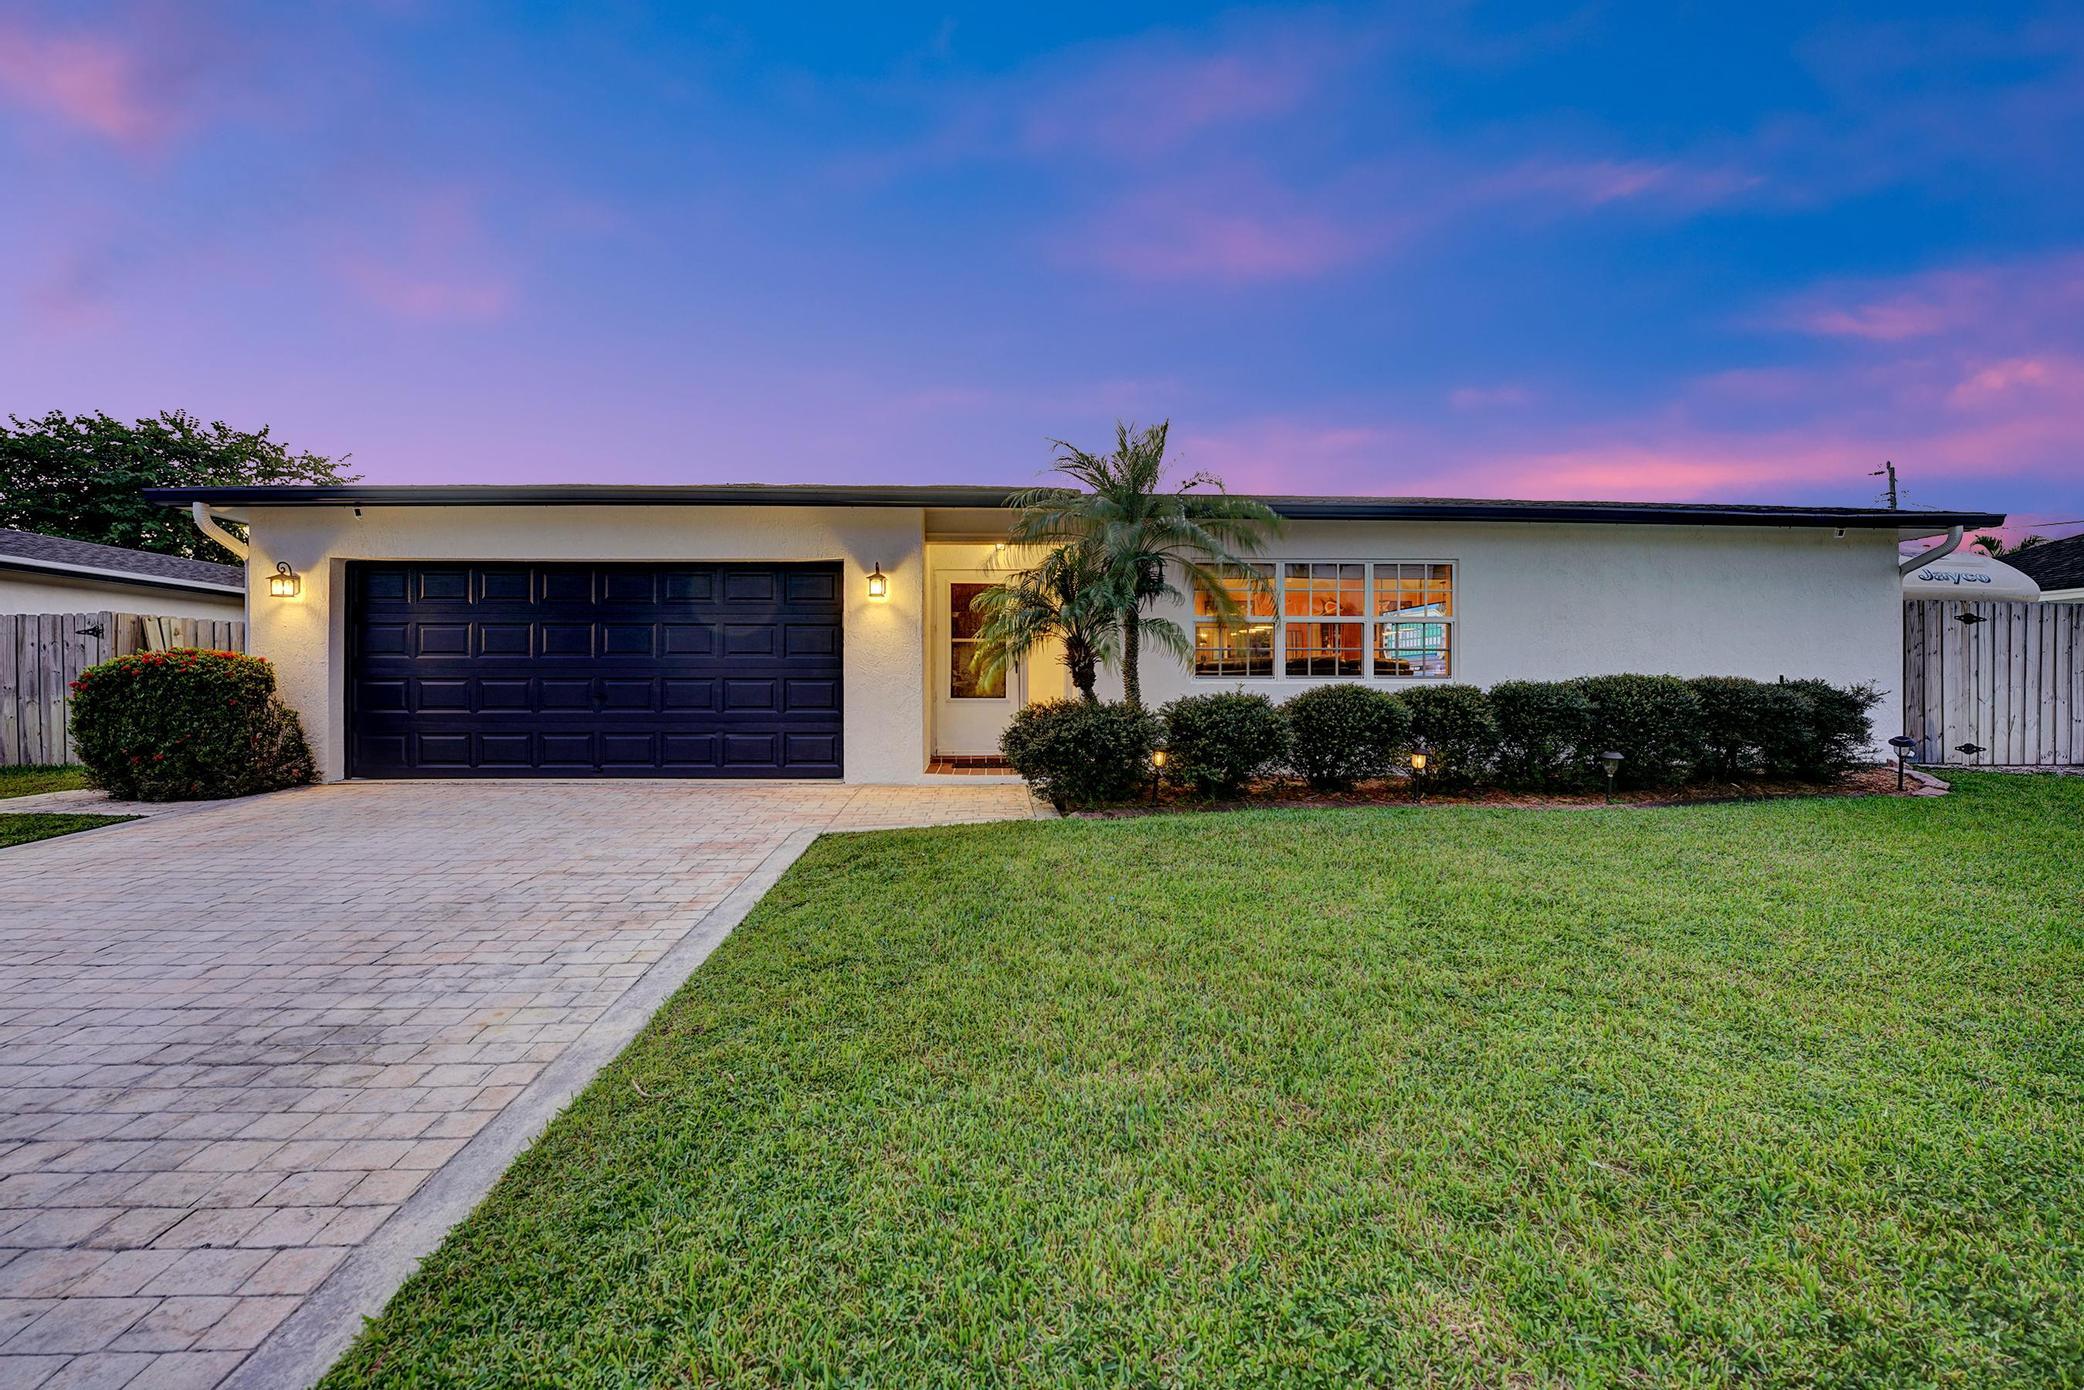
2,2 -> 2079,537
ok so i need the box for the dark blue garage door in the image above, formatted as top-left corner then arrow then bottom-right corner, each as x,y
347,562 -> 843,778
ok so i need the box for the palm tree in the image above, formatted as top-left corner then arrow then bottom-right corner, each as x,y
968,543 -> 1119,702
1007,421 -> 1279,708
1973,532 -> 2051,558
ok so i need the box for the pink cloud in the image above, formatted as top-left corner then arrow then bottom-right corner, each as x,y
1775,254 -> 2084,342
1946,354 -> 2082,407
1069,177 -> 1378,283
1170,420 -> 1413,493
1448,385 -> 1533,411
334,259 -> 511,321
1018,35 -> 1343,161
0,21 -> 171,148
1484,158 -> 1763,211
329,193 -> 516,323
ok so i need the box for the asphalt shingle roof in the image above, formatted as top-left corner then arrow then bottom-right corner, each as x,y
0,528 -> 243,588
2006,533 -> 2084,594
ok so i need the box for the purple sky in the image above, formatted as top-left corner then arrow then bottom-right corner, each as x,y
2,3 -> 2080,539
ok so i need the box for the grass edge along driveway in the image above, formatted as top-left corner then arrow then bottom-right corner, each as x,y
0,811 -> 133,848
0,764 -> 90,799
321,774 -> 2084,1388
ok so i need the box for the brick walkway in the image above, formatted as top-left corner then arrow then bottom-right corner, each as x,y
0,780 -> 1040,1390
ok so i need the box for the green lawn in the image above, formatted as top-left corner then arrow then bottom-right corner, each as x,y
0,764 -> 89,799
323,774 -> 2084,1388
0,812 -> 131,848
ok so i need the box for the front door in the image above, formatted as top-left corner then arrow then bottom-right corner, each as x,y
933,571 -> 1022,756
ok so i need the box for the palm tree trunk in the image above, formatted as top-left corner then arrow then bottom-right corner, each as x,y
1120,610 -> 1142,708
1066,641 -> 1099,702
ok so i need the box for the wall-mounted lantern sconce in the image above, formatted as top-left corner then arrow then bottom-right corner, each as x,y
268,561 -> 301,598
866,563 -> 888,601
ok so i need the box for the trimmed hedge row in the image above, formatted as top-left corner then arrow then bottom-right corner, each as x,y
1002,675 -> 1882,808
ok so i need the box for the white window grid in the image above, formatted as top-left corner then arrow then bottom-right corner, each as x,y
1192,560 -> 1455,681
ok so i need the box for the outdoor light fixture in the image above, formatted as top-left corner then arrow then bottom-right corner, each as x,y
268,561 -> 300,598
1409,746 -> 1429,803
1599,750 -> 1624,803
865,563 -> 888,601
1888,735 -> 1917,792
1149,741 -> 1169,805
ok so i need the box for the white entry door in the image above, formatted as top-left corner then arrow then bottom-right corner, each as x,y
933,570 -> 1023,756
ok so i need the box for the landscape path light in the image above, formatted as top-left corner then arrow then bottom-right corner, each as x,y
1409,745 -> 1429,803
1600,750 -> 1624,804
1888,735 -> 1917,791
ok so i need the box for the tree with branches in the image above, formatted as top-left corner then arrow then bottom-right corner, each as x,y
0,410 -> 353,563
1005,422 -> 1278,707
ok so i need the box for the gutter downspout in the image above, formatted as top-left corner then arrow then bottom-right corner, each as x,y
191,502 -> 250,561
1898,524 -> 1963,577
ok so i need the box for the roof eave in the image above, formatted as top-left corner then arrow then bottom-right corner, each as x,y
142,485 -> 2003,531
0,554 -> 245,595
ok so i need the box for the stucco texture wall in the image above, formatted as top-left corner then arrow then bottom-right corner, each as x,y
0,570 -> 246,621
243,505 -> 929,783
1113,521 -> 1907,739
245,507 -> 1907,784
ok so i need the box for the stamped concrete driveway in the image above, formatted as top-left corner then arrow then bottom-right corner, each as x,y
0,780 -> 1041,1390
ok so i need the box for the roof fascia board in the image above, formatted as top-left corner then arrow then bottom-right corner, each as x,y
140,486 -> 2003,530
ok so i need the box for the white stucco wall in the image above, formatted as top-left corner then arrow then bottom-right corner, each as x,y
1111,521 -> 1907,740
242,505 -> 930,783
0,569 -> 246,621
246,507 -> 1908,784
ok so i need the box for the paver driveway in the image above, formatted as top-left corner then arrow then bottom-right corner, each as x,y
0,780 -> 1040,1390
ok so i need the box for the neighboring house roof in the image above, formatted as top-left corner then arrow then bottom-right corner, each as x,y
2003,534 -> 2084,594
0,528 -> 244,595
144,484 -> 2002,533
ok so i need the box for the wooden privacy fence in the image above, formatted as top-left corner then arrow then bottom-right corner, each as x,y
0,612 -> 246,767
1904,599 -> 2084,766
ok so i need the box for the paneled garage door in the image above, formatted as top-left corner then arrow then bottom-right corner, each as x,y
347,562 -> 843,778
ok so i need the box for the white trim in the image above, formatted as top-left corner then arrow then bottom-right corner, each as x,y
1191,557 -> 1458,682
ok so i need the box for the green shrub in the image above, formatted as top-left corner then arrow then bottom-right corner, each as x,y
1690,676 -> 1781,778
1690,676 -> 1882,781
1398,684 -> 1498,787
1489,680 -> 1594,789
1160,692 -> 1289,797
1569,674 -> 1706,788
1760,679 -> 1883,780
69,648 -> 316,802
1283,684 -> 1411,790
1000,699 -> 1159,811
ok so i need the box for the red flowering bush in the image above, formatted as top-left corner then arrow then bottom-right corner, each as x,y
69,649 -> 316,801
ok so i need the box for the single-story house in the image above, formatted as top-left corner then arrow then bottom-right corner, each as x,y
0,527 -> 245,621
2004,534 -> 2084,604
144,485 -> 2001,784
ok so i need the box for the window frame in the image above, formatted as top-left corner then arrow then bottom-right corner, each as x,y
1190,561 -> 1276,680
1190,558 -> 1457,682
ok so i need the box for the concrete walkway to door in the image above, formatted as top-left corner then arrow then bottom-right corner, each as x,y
0,780 -> 1042,1390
